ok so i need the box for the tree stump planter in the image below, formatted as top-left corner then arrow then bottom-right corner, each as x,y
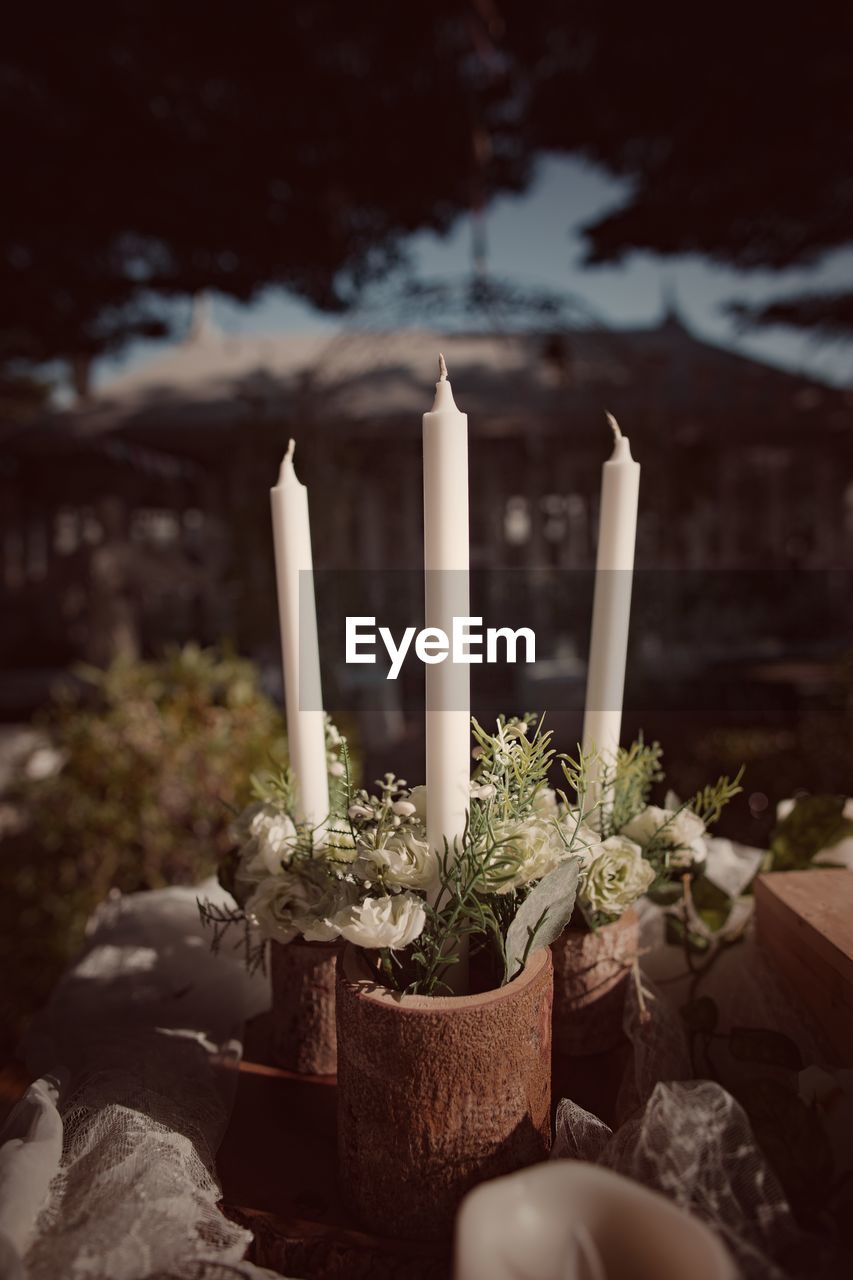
336,945 -> 553,1241
269,938 -> 339,1075
551,909 -> 639,1058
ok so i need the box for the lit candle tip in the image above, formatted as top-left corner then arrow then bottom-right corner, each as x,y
605,411 -> 622,440
438,352 -> 448,381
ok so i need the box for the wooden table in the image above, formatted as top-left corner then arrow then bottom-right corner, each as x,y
755,868 -> 853,1066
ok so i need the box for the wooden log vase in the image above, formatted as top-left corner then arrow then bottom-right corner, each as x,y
269,938 -> 339,1075
551,908 -> 639,1058
336,944 -> 553,1241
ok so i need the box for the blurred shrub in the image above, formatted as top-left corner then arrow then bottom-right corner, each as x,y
1,644 -> 288,1048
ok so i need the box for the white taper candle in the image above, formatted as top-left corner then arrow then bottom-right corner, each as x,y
270,440 -> 330,830
423,355 -> 471,870
582,413 -> 640,783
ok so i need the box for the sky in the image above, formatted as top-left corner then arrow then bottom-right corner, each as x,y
96,154 -> 853,390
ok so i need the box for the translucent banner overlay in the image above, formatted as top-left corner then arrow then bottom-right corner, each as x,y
295,568 -> 853,719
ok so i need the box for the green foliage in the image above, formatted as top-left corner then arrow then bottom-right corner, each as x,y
504,861 -> 580,982
689,877 -> 736,934
556,745 -> 599,833
770,795 -> 853,871
665,912 -> 711,953
690,768 -> 745,828
470,714 -> 555,829
2,645 -> 289,1044
21,645 -> 288,888
401,823 -> 511,996
603,738 -> 664,838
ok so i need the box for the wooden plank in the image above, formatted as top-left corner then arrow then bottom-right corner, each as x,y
758,870 -> 853,973
755,870 -> 853,1066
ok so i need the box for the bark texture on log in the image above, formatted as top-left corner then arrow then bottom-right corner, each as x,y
270,938 -> 339,1075
336,946 -> 553,1241
551,909 -> 639,1058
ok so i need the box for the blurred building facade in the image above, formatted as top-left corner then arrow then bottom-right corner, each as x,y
2,310 -> 852,709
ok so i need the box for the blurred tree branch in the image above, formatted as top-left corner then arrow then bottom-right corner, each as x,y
728,291 -> 853,339
509,2 -> 853,331
2,0 -> 529,375
3,0 -> 852,393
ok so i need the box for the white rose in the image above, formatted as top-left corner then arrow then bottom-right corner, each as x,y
358,826 -> 438,890
578,835 -> 655,918
331,893 -> 426,950
245,870 -> 339,944
484,816 -> 569,893
236,802 -> 299,874
622,804 -> 707,868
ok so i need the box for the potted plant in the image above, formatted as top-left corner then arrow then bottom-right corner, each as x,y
199,717 -> 352,1075
551,739 -> 743,1059
330,715 -> 589,1239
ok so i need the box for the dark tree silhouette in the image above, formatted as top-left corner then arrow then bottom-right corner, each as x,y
510,3 -> 853,333
3,0 -> 852,387
1,1 -> 528,371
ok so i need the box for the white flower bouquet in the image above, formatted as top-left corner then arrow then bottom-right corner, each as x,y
573,738 -> 744,932
200,714 -> 742,996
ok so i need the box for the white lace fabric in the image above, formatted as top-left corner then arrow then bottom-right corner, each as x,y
10,881 -> 286,1280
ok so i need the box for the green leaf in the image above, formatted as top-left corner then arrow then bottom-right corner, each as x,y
648,880 -> 683,907
729,1027 -> 803,1071
665,913 -> 710,952
690,876 -> 736,933
681,995 -> 719,1034
691,877 -> 732,913
769,795 -> 853,871
504,860 -> 580,982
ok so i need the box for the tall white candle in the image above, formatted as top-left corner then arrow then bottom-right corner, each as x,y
270,440 -> 330,830
582,413 -> 640,783
423,354 -> 471,871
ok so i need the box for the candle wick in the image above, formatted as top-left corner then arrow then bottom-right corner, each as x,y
605,411 -> 622,440
438,352 -> 448,381
286,438 -> 296,462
